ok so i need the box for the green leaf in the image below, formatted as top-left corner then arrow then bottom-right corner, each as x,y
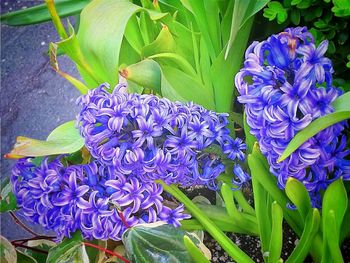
333,91 -> 350,111
278,106 -> 350,162
142,25 -> 176,57
290,9 -> 300,25
0,0 -> 90,26
16,250 -> 37,263
332,0 -> 350,17
183,236 -> 211,263
243,112 -> 257,154
55,21 -> 102,88
180,0 -> 218,61
322,178 -> 347,234
263,2 -> 288,24
25,239 -> 55,263
77,0 -> 167,87
0,235 -> 17,263
0,177 -> 17,212
161,66 -> 215,109
46,232 -> 87,263
119,59 -> 161,94
285,178 -> 311,223
211,17 -> 254,112
6,121 -> 84,158
225,0 -> 270,58
250,163 -> 272,256
324,210 -> 344,262
122,222 -> 211,263
49,42 -> 89,94
322,178 -> 348,263
220,184 -> 259,234
268,202 -> 283,263
286,209 -> 320,263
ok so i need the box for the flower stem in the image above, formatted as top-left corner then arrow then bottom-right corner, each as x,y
9,211 -> 38,236
45,0 -> 68,39
157,180 -> 254,263
83,242 -> 130,263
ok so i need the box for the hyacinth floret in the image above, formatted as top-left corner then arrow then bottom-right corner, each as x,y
11,157 -> 190,240
77,83 -> 248,190
235,26 -> 349,207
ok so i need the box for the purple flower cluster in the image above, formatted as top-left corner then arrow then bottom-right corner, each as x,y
235,27 -> 349,207
11,157 -> 189,240
77,83 -> 248,190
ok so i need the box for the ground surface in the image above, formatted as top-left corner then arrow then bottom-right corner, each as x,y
1,0 -> 80,239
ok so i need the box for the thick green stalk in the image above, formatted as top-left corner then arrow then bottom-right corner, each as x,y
157,181 -> 254,263
45,0 -> 68,39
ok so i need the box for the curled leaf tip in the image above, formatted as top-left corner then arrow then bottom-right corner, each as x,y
119,69 -> 128,78
4,153 -> 24,159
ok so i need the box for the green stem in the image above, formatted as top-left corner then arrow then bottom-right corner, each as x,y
217,174 -> 255,215
45,0 -> 68,39
157,181 -> 254,263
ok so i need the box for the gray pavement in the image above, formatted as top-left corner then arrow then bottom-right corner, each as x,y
1,1 -> 81,240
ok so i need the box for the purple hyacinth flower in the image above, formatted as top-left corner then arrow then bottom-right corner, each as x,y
232,164 -> 251,190
159,204 -> 191,227
53,170 -> 89,207
236,26 -> 349,207
77,83 -> 247,189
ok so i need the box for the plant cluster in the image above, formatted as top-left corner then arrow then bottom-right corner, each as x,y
0,0 -> 349,263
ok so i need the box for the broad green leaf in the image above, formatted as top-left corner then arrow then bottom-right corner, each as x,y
199,37 -> 214,96
124,15 -> 145,55
161,66 -> 215,109
55,22 -> 101,88
211,17 -> 253,112
6,121 -> 84,158
285,178 -> 311,223
0,235 -> 17,263
148,53 -> 197,77
225,0 -> 270,57
77,0 -> 167,87
0,178 -> 17,212
268,202 -> 283,263
278,110 -> 350,162
142,25 -> 176,57
322,178 -> 347,263
324,211 -> 344,262
180,0 -> 217,61
46,232 -> 87,263
333,91 -> 350,111
322,178 -> 347,234
286,209 -> 320,263
119,59 -> 161,94
122,222 -> 210,263
249,144 -> 303,234
0,0 -> 90,26
340,204 -> 350,242
16,250 -> 37,263
183,236 -> 211,263
250,161 -> 272,255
